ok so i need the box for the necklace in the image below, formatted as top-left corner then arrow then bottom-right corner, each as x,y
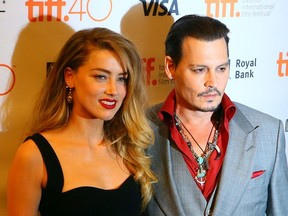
174,113 -> 221,186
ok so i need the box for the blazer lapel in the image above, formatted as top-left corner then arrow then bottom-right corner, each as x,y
209,108 -> 260,215
151,122 -> 186,215
152,122 -> 207,216
170,140 -> 208,215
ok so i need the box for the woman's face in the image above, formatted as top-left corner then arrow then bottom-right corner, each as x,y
66,49 -> 128,121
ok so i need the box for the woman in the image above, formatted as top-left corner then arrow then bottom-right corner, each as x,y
7,28 -> 156,216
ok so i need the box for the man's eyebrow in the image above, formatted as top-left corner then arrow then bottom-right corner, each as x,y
219,62 -> 229,67
188,62 -> 229,68
188,64 -> 207,68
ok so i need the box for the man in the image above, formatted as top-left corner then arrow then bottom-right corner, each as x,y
146,14 -> 288,216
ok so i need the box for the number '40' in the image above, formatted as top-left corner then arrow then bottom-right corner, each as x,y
68,0 -> 112,22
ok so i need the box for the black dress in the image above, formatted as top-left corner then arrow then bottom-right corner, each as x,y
27,133 -> 142,216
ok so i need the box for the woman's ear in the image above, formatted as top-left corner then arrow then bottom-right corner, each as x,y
164,56 -> 175,80
64,67 -> 74,88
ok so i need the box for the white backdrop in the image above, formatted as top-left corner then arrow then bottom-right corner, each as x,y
0,0 -> 287,215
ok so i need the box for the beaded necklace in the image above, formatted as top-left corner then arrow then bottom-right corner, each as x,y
174,113 -> 221,186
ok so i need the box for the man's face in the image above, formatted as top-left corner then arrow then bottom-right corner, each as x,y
166,37 -> 229,113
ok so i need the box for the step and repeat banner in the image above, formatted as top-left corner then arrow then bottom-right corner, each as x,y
0,0 -> 287,214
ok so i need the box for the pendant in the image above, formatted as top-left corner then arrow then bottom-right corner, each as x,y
198,156 -> 209,170
208,142 -> 221,160
197,156 -> 204,165
196,165 -> 207,186
196,168 -> 206,178
195,175 -> 206,186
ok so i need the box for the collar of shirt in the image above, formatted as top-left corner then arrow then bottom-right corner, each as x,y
158,89 -> 236,200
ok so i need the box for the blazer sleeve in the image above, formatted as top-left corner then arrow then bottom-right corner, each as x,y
266,120 -> 288,215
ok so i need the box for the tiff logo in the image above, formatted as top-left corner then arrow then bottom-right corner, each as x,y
205,0 -> 240,18
143,58 -> 156,86
25,0 -> 66,22
277,52 -> 288,77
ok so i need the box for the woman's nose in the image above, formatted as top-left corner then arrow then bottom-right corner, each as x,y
105,79 -> 117,95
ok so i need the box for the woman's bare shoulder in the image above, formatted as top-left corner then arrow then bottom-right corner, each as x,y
11,137 -> 44,172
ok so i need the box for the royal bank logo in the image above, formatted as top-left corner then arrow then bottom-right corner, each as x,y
140,0 -> 179,16
234,58 -> 256,79
25,0 -> 112,22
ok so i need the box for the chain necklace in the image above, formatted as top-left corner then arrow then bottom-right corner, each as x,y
174,113 -> 221,186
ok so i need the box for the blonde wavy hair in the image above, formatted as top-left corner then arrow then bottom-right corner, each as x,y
30,28 -> 157,209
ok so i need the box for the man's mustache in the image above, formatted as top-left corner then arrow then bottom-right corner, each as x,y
197,87 -> 221,97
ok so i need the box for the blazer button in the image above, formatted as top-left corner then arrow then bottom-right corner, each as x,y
207,209 -> 212,215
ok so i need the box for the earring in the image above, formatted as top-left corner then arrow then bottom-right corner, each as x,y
66,86 -> 73,103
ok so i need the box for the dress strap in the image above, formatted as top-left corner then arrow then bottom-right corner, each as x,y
26,133 -> 64,199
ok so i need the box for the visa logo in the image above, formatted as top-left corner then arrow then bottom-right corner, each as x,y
140,0 -> 179,16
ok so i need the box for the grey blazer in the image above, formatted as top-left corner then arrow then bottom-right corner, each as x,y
146,102 -> 288,216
